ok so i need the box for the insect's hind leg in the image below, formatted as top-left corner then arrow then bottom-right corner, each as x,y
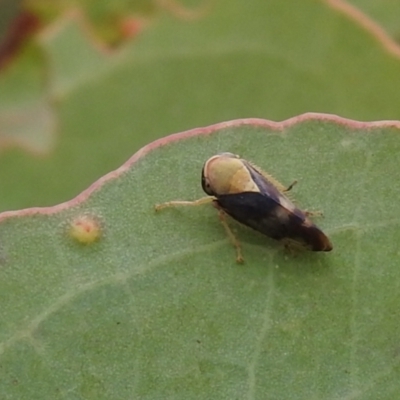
217,209 -> 244,264
304,210 -> 323,218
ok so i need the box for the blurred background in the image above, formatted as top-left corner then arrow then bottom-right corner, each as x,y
1,0 -> 399,212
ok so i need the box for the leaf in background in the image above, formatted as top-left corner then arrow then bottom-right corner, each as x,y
0,47 -> 56,154
346,0 -> 400,41
0,0 -> 21,40
1,0 -> 400,212
1,116 -> 400,399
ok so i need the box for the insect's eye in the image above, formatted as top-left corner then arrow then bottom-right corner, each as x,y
201,172 -> 213,195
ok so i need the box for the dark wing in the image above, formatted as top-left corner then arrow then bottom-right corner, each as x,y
216,192 -> 332,251
245,162 -> 307,221
216,192 -> 298,241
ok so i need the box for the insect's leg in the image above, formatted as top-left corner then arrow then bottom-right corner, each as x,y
217,209 -> 244,264
155,196 -> 215,211
304,210 -> 323,218
282,238 -> 306,254
284,180 -> 298,192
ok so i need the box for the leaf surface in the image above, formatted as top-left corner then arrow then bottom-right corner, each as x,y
1,116 -> 399,399
1,0 -> 400,211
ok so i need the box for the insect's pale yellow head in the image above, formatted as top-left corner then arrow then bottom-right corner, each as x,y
202,153 -> 259,196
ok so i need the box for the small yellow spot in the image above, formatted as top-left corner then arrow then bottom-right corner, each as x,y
69,215 -> 102,244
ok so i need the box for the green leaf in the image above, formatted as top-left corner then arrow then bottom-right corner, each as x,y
348,0 -> 400,39
2,0 -> 400,212
0,46 -> 56,154
1,117 -> 399,399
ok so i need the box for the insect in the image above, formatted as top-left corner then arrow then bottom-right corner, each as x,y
155,152 -> 332,262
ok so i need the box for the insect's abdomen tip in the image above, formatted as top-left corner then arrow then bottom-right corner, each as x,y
323,241 -> 333,252
304,225 -> 332,252
315,235 -> 333,252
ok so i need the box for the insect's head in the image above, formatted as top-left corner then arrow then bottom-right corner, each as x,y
201,152 -> 255,196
